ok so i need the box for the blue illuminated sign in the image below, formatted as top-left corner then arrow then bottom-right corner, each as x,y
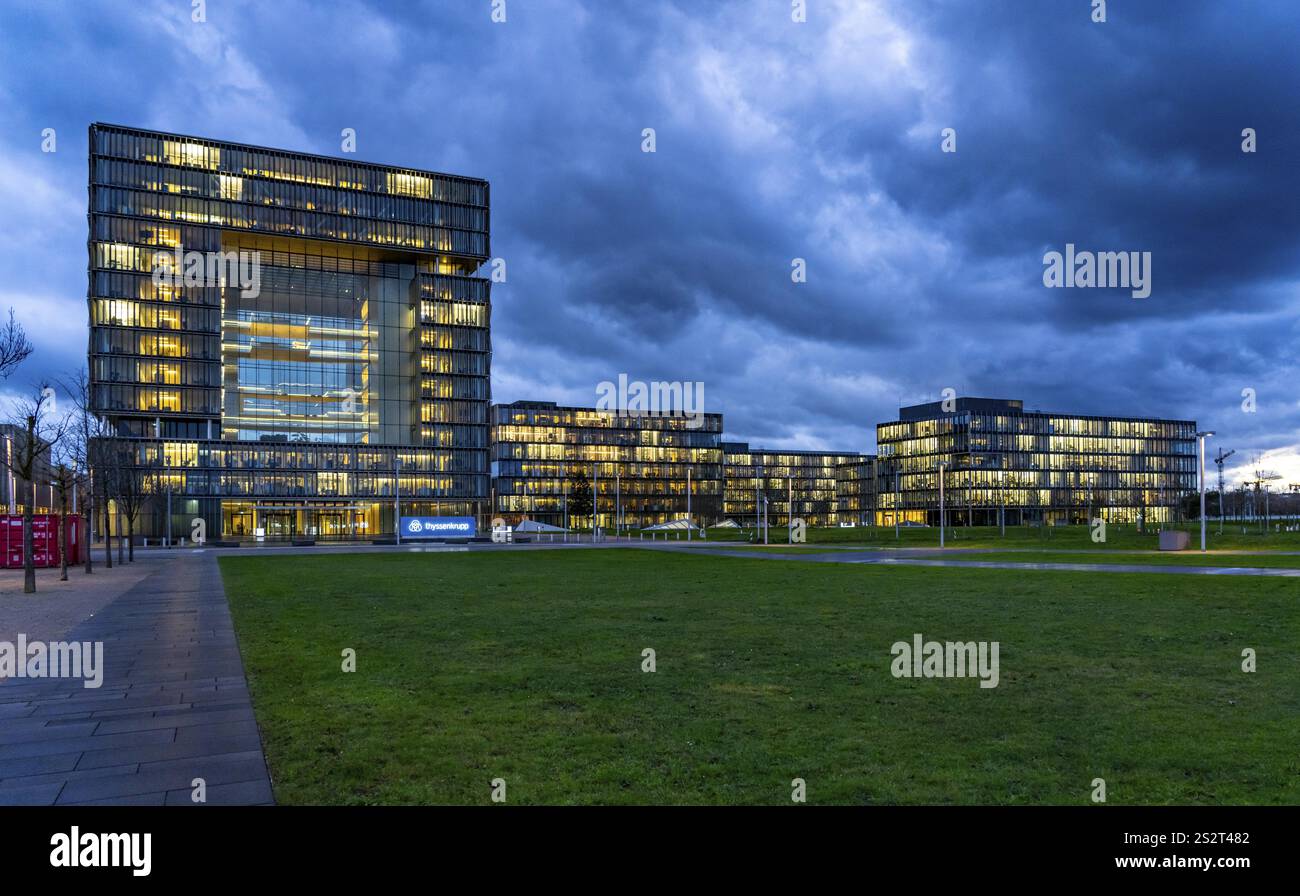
400,516 -> 477,538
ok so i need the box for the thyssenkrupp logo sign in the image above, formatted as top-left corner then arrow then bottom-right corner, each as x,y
400,516 -> 477,538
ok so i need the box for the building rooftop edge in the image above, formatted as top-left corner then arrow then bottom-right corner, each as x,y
892,396 -> 1196,426
91,122 -> 489,188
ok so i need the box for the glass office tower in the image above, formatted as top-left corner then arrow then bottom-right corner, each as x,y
875,397 -> 1197,526
491,401 -> 724,529
88,124 -> 491,540
722,443 -> 865,528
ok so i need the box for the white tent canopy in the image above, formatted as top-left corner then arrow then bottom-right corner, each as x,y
513,519 -> 569,533
642,519 -> 701,531
710,519 -> 741,529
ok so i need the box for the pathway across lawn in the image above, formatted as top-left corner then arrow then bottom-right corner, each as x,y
0,552 -> 273,806
647,543 -> 1300,575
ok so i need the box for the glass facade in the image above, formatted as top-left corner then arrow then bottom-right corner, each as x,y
491,401 -> 724,528
88,124 -> 491,539
834,459 -> 879,526
875,397 -> 1198,526
722,443 -> 865,528
85,128 -> 1205,543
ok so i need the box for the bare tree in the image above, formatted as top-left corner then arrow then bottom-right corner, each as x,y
61,369 -> 107,574
5,385 -> 69,593
0,309 -> 34,380
104,439 -> 155,563
49,451 -> 78,582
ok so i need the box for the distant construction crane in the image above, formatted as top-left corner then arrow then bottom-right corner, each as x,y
1214,448 -> 1235,533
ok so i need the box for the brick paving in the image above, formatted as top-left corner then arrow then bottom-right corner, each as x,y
0,552 -> 273,805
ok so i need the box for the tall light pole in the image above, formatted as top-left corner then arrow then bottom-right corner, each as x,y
999,474 -> 1006,537
938,461 -> 945,549
1196,431 -> 1214,552
894,463 -> 900,541
686,467 -> 692,542
394,456 -> 402,545
870,457 -> 878,528
6,434 -> 14,515
787,476 -> 793,544
763,492 -> 769,545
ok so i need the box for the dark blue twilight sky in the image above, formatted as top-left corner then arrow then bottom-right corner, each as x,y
1,0 -> 1297,483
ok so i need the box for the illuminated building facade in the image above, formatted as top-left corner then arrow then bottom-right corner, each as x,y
88,124 -> 491,540
834,458 -> 879,526
1,426 -> 56,515
875,397 -> 1197,526
722,443 -> 865,528
491,401 -> 724,529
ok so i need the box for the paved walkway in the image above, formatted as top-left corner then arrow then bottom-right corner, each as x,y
0,560 -> 159,644
0,552 -> 273,805
640,544 -> 1300,576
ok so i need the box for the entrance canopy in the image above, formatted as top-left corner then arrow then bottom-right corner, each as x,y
513,519 -> 569,533
642,519 -> 701,531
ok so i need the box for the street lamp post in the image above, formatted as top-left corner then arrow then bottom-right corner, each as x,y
871,457 -> 878,528
394,456 -> 402,546
759,488 -> 769,546
1196,431 -> 1214,552
894,463 -> 900,541
1000,475 -> 1006,537
938,461 -> 945,549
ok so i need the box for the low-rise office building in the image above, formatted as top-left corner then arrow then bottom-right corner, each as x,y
875,397 -> 1197,527
491,401 -> 725,529
722,443 -> 865,528
0,425 -> 57,516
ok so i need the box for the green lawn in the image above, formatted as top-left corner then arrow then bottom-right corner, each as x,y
220,549 -> 1299,805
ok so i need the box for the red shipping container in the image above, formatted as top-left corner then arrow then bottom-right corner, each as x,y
0,514 -> 82,569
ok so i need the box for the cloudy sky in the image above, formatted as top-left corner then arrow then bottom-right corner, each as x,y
2,0 -> 1297,484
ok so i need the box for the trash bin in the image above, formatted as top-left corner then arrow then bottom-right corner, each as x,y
1158,530 -> 1189,551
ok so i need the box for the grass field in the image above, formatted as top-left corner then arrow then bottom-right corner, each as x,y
221,549 -> 1299,805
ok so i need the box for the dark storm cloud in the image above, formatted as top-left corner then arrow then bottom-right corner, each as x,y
0,0 -> 1295,478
